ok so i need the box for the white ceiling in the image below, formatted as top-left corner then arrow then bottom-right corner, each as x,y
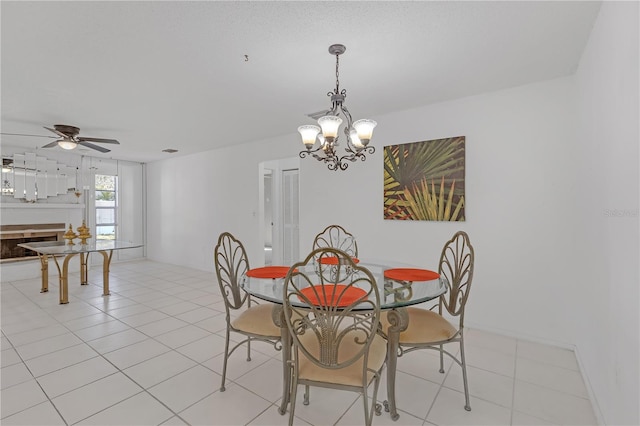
1,1 -> 601,163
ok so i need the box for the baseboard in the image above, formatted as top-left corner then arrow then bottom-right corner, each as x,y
573,345 -> 606,426
465,320 -> 575,350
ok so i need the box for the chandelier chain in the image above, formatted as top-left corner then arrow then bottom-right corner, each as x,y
335,53 -> 340,94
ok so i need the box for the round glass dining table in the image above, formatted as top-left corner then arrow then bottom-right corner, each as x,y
241,259 -> 447,421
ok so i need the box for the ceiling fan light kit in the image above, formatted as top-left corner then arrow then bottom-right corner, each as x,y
57,140 -> 78,150
298,44 -> 377,171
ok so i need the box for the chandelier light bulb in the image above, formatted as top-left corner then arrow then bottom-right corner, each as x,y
353,119 -> 377,146
317,116 -> 342,142
298,125 -> 321,150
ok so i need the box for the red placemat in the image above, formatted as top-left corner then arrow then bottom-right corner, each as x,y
384,268 -> 440,282
298,285 -> 366,307
246,266 -> 291,279
318,256 -> 360,265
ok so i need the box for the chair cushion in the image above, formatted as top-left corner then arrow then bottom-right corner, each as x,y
231,303 -> 280,337
297,333 -> 387,387
381,308 -> 457,344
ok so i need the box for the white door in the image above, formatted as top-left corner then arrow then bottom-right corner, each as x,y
259,158 -> 299,266
281,168 -> 299,266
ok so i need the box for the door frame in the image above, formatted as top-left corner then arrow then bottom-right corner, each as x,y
258,157 -> 300,266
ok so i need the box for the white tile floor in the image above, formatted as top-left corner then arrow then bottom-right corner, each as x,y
1,260 -> 598,425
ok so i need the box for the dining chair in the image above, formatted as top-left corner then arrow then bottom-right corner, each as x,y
214,232 -> 281,392
312,224 -> 358,258
381,231 -> 475,411
312,225 -> 359,282
282,247 -> 386,426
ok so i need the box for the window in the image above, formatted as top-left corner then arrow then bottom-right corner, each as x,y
95,174 -> 117,240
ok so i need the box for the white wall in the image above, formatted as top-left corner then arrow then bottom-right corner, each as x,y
574,2 -> 639,425
146,5 -> 638,423
146,135 -> 298,271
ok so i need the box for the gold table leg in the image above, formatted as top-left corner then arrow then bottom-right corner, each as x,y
38,254 -> 49,293
51,253 -> 78,304
97,250 -> 113,296
80,253 -> 89,285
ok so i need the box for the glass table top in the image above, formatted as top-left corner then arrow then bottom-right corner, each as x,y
241,259 -> 447,310
18,240 -> 143,255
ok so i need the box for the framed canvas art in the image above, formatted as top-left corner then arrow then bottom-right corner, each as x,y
384,136 -> 465,221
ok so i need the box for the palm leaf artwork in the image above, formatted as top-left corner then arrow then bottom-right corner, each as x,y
384,136 -> 465,221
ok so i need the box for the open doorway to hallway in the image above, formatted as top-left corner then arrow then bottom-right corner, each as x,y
259,157 -> 299,266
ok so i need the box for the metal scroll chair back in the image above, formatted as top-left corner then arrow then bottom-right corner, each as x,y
312,225 -> 358,258
213,232 -> 281,392
215,232 -> 250,312
437,231 -> 475,327
312,225 -> 359,281
283,248 -> 385,426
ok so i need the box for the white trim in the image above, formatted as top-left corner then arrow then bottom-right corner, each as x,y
0,228 -> 66,235
0,203 -> 85,209
466,320 -> 574,350
573,345 -> 606,426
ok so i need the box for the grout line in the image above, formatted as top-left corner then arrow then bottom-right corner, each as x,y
0,334 -> 69,425
423,354 -> 454,423
34,377 -> 70,426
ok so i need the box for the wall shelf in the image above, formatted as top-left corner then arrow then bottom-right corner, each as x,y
0,203 -> 85,209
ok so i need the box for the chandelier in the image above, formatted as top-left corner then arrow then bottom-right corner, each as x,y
298,44 -> 377,171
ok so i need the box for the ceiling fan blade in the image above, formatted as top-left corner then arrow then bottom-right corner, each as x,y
0,132 -> 56,138
78,141 -> 111,153
41,141 -> 59,148
306,109 -> 332,120
77,137 -> 120,144
43,126 -> 68,138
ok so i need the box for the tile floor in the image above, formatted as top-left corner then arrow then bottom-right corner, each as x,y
1,259 -> 598,425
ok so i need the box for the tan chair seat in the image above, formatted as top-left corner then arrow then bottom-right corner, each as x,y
231,303 -> 280,337
297,333 -> 387,387
381,308 -> 457,345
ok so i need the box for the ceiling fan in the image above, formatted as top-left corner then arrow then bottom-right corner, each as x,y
1,124 -> 120,153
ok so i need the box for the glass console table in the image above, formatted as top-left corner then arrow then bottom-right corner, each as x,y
18,240 -> 143,304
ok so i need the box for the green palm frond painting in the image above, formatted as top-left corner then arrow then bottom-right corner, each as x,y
384,136 -> 465,221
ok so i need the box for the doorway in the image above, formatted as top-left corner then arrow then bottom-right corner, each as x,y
259,158 -> 300,266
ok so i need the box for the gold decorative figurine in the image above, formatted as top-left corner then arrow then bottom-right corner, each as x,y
77,220 -> 92,245
63,224 -> 78,246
